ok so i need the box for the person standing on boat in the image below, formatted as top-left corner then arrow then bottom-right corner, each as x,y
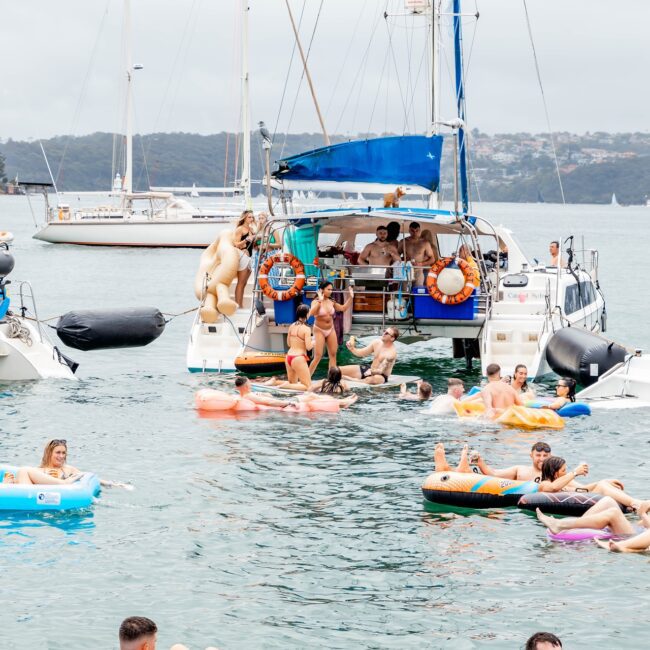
308,281 -> 354,374
359,225 -> 401,268
340,327 -> 399,385
233,210 -> 257,308
457,244 -> 481,288
548,240 -> 565,268
401,222 -> 436,285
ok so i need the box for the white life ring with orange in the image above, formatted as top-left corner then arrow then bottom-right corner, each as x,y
425,256 -> 476,305
258,253 -> 305,301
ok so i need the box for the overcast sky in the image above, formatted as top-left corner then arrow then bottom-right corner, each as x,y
1,0 -> 648,141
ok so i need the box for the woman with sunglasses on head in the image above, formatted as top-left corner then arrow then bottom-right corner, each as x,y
10,439 -> 131,489
543,377 -> 576,411
537,455 -> 641,510
233,209 -> 257,308
308,281 -> 354,374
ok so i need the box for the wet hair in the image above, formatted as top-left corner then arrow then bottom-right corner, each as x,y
386,221 -> 401,242
541,456 -> 566,483
514,364 -> 528,391
234,376 -> 249,388
319,366 -> 344,394
318,280 -> 333,291
531,441 -> 551,453
486,363 -> 501,377
386,326 -> 399,340
448,378 -> 464,388
296,304 -> 310,320
119,617 -> 158,642
525,631 -> 562,650
41,439 -> 67,468
237,209 -> 255,228
418,382 -> 433,399
559,376 -> 576,402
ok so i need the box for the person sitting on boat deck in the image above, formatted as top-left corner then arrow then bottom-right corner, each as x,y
399,379 -> 432,401
542,377 -> 576,410
536,497 -> 650,550
383,186 -> 406,208
308,281 -> 354,374
359,225 -> 401,269
13,439 -> 130,488
457,243 -> 481,288
537,456 -> 642,510
482,363 -> 526,418
525,632 -> 563,650
548,240 -> 566,268
425,378 -> 466,414
433,443 -> 473,473
401,222 -> 436,285
473,441 -> 552,482
233,210 -> 257,308
309,366 -> 351,394
235,376 -> 296,408
119,616 -> 157,650
340,327 -> 399,385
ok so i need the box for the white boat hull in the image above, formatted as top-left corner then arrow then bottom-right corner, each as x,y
0,320 -> 76,381
33,219 -> 234,247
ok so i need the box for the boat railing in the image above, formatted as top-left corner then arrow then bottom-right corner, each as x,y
15,281 -> 44,344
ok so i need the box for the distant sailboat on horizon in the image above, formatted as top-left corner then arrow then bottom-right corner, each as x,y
611,192 -> 619,206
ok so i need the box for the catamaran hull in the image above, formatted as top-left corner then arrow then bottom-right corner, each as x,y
33,220 -> 233,247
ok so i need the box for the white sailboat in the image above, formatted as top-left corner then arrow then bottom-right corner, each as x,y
611,192 -> 619,206
32,0 -> 251,248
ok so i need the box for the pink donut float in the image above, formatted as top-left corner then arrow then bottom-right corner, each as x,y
547,527 -> 616,542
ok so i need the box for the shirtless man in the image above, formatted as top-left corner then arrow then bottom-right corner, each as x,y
549,240 -> 565,267
474,441 -> 552,481
401,222 -> 436,285
235,376 -> 295,407
340,327 -> 399,385
359,225 -> 401,268
482,362 -> 525,418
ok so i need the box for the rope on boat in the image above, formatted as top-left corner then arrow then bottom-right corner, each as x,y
5,314 -> 33,346
161,307 -> 198,324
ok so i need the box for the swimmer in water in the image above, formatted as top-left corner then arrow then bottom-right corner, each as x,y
399,379 -> 432,401
542,377 -> 576,411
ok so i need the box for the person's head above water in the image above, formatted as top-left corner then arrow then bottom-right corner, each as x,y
556,377 -> 576,402
119,616 -> 158,650
234,376 -> 250,395
525,631 -> 562,650
41,439 -> 68,468
513,364 -> 528,390
447,378 -> 465,399
485,363 -> 501,380
540,456 -> 567,482
418,381 -> 433,399
530,441 -> 552,470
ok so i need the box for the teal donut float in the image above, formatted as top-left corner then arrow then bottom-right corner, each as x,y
0,466 -> 100,511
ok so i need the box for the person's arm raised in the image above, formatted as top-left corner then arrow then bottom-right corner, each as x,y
346,338 -> 375,358
335,286 -> 354,312
475,456 -> 518,480
539,463 -> 588,493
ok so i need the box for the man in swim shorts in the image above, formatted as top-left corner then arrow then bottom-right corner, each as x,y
119,616 -> 157,650
235,377 -> 296,407
426,378 -> 465,414
481,363 -> 525,418
473,441 -> 552,482
340,327 -> 399,385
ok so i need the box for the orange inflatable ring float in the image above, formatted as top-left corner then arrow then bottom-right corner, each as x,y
258,253 -> 306,301
425,256 -> 476,305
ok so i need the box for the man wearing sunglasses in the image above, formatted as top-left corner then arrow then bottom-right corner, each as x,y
341,327 -> 399,385
473,441 -> 553,482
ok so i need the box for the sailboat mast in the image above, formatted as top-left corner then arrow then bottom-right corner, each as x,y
453,0 -> 469,213
124,0 -> 133,194
428,0 -> 441,208
240,0 -> 252,207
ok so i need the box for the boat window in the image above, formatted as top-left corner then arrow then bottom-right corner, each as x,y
564,281 -> 597,314
502,274 -> 528,287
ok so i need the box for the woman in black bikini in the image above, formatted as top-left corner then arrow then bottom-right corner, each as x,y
308,281 -> 353,375
233,210 -> 257,308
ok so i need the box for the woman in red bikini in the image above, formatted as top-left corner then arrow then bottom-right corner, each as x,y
308,281 -> 353,375
277,304 -> 314,391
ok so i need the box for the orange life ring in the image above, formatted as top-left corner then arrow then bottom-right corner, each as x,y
425,256 -> 476,305
258,253 -> 306,301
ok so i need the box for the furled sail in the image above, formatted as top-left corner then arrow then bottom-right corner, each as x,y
271,135 -> 443,193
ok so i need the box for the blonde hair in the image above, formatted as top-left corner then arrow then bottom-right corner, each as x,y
236,209 -> 255,229
40,439 -> 67,467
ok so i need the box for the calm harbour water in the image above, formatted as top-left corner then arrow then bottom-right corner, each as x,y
0,196 -> 649,649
